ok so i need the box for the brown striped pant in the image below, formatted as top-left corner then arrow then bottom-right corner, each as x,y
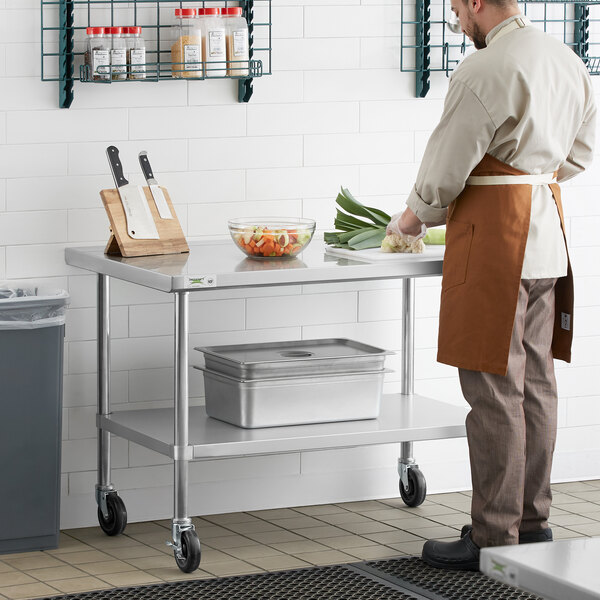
459,278 -> 558,548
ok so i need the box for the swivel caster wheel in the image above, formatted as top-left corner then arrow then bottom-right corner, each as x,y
97,493 -> 127,536
174,529 -> 201,573
399,467 -> 427,507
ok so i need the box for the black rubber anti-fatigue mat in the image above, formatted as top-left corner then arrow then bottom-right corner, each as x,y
39,564 -> 423,600
356,557 -> 543,600
38,558 -> 544,600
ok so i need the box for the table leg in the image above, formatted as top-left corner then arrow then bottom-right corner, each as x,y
95,274 -> 127,530
170,291 -> 200,570
398,277 -> 426,505
174,290 -> 190,526
401,276 -> 415,467
97,275 -> 111,493
401,277 -> 415,398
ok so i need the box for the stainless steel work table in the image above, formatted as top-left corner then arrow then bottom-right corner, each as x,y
481,538 -> 600,600
65,239 -> 467,572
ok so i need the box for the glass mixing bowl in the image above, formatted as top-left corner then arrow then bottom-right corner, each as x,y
228,217 -> 316,259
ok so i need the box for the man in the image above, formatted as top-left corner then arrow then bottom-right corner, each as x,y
388,0 -> 596,571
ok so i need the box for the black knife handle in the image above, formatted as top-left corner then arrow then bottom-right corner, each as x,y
106,145 -> 129,188
138,151 -> 154,182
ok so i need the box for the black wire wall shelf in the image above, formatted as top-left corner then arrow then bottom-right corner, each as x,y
41,0 -> 272,108
402,0 -> 600,97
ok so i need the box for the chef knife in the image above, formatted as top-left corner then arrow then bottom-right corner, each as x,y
106,146 -> 160,240
138,151 -> 173,220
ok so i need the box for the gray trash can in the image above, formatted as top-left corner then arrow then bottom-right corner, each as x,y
0,287 -> 69,554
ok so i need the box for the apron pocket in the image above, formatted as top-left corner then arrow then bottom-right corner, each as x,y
442,220 -> 474,291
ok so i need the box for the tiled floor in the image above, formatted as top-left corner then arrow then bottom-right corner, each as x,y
1,479 -> 600,599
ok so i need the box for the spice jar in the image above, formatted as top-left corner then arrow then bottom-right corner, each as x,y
107,26 -> 127,81
85,27 -> 110,81
121,27 -> 132,75
221,7 -> 249,77
127,26 -> 147,80
122,26 -> 131,47
171,8 -> 202,78
198,7 -> 226,77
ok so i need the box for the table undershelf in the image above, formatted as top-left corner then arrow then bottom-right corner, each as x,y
99,394 -> 467,460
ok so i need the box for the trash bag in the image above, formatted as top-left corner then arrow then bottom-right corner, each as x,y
0,286 -> 70,330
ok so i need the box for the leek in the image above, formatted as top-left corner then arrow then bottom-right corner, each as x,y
325,188 -> 389,250
325,187 -> 446,250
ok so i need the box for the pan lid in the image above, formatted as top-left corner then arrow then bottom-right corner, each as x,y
196,338 -> 389,365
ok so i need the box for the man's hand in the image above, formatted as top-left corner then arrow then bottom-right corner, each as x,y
387,207 -> 426,238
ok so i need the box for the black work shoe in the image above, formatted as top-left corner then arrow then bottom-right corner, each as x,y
460,524 -> 553,544
421,532 -> 480,571
519,528 -> 553,543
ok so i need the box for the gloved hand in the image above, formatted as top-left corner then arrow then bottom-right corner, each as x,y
387,210 -> 427,240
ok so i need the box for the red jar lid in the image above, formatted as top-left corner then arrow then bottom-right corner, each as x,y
86,27 -> 104,35
128,26 -> 142,34
106,26 -> 123,34
198,7 -> 219,15
221,7 -> 243,16
175,8 -> 196,17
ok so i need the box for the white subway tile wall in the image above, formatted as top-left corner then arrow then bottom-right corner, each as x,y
0,47 -> 6,78
0,113 -> 6,144
0,143 -> 68,178
575,277 -> 600,306
1,2 -> 599,530
63,371 -> 128,408
7,109 -> 129,144
247,102 -> 359,136
129,105 -> 247,141
5,43 -> 38,77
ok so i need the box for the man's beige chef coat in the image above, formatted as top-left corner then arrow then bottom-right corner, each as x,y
407,15 -> 597,279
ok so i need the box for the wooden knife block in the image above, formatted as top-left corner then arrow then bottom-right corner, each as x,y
101,187 -> 189,258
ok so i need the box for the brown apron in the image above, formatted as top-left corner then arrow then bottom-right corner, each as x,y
437,154 -> 574,376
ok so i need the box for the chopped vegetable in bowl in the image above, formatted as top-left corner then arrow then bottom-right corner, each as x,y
228,218 -> 315,259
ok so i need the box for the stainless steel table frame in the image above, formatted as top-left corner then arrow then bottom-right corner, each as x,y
65,240 -> 467,573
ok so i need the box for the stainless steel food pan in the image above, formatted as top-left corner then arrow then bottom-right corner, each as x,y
197,367 -> 384,429
195,338 -> 389,379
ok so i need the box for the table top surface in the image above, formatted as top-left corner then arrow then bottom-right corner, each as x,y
65,237 -> 445,292
481,538 -> 600,600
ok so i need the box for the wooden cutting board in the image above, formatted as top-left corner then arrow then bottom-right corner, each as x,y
101,186 -> 189,258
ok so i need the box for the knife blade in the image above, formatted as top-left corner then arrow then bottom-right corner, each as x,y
106,146 -> 160,240
138,151 -> 173,220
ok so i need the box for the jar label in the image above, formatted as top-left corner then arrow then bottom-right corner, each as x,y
130,48 -> 146,72
233,30 -> 248,57
184,44 -> 201,70
208,29 -> 226,58
111,48 -> 127,73
130,49 -> 146,67
92,49 -> 110,78
130,49 -> 146,79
